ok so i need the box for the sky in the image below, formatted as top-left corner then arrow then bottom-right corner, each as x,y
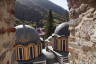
49,0 -> 69,11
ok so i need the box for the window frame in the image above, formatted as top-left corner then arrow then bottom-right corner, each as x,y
38,45 -> 40,55
61,40 -> 66,51
17,47 -> 24,60
29,46 -> 34,59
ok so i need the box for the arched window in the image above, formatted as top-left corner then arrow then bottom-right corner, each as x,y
61,40 -> 63,50
38,45 -> 40,55
61,40 -> 65,51
29,47 -> 34,59
17,47 -> 23,60
63,40 -> 65,51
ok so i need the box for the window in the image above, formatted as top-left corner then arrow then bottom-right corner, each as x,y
18,47 -> 23,60
60,40 -> 66,51
29,47 -> 34,59
61,40 -> 62,50
40,43 -> 42,54
38,45 -> 41,55
63,40 -> 65,51
54,39 -> 57,49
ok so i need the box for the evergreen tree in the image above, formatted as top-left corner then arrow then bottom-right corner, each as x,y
45,10 -> 54,38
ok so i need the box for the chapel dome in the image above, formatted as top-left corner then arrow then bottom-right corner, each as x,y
54,22 -> 70,37
15,24 -> 41,45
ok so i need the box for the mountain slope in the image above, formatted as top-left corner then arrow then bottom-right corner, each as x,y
15,0 -> 69,21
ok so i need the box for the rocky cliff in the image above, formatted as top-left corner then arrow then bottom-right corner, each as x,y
67,0 -> 96,64
0,0 -> 16,64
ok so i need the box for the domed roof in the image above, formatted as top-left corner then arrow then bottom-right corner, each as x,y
54,22 -> 70,37
15,24 -> 41,45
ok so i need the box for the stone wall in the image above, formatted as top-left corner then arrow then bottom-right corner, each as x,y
67,0 -> 96,64
0,0 -> 16,64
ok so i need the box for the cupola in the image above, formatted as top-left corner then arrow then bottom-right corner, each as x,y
15,25 -> 45,64
52,22 -> 70,52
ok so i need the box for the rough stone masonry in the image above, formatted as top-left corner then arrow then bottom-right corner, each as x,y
67,0 -> 96,64
0,0 -> 16,64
